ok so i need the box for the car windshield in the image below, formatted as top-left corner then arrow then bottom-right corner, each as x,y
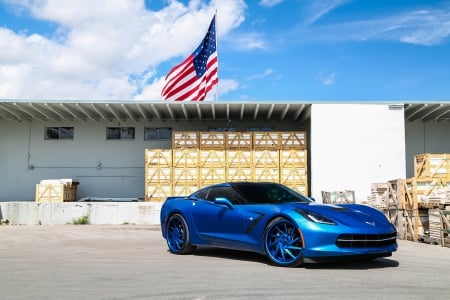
232,183 -> 312,205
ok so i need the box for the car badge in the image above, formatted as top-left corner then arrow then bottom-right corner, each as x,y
365,221 -> 376,226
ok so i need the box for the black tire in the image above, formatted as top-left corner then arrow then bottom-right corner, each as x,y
263,217 -> 304,267
166,213 -> 196,254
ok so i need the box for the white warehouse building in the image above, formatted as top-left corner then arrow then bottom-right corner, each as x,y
1,100 -> 450,204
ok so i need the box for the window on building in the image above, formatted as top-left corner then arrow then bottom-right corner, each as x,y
246,127 -> 273,132
45,127 -> 74,140
106,127 -> 135,140
144,127 -> 172,141
209,127 -> 237,132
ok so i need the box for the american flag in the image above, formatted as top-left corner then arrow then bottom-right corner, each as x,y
161,15 -> 218,101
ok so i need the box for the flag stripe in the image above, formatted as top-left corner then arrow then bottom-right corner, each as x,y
161,15 -> 218,101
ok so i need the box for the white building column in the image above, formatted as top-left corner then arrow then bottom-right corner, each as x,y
310,103 -> 406,203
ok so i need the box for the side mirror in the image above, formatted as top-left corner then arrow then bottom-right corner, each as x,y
214,197 -> 234,209
310,197 -> 316,202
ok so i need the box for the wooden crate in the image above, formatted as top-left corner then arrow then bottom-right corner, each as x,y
253,167 -> 279,183
279,132 -> 306,150
226,132 -> 252,150
173,183 -> 199,196
172,167 -> 198,183
253,132 -> 280,150
414,153 -> 450,180
280,167 -> 307,186
392,209 -> 429,242
146,166 -> 171,183
200,132 -> 226,150
279,150 -> 307,168
172,149 -> 199,167
173,132 -> 199,149
441,209 -> 450,247
145,184 -> 172,201
199,167 -> 226,185
322,190 -> 355,204
227,167 -> 253,182
145,149 -> 172,167
35,181 -> 79,203
368,180 -> 403,209
253,150 -> 279,168
199,150 -> 226,167
226,150 -> 253,168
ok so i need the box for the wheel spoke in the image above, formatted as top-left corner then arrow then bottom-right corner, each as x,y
265,219 -> 303,266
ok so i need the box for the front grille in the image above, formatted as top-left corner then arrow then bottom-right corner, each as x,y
336,232 -> 397,248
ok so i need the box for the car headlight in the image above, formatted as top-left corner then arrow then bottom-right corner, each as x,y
295,209 -> 336,225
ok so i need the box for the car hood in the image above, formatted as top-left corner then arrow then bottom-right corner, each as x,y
286,203 -> 393,229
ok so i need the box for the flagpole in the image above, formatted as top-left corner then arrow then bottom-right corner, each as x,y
214,9 -> 219,101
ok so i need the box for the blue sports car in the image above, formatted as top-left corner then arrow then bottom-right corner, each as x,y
160,182 -> 397,267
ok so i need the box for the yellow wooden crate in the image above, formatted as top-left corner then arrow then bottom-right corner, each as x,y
253,132 -> 280,150
35,182 -> 78,203
279,150 -> 307,168
145,184 -> 172,201
226,132 -> 252,150
227,167 -> 253,182
199,167 -> 226,185
414,153 -> 450,180
173,132 -> 199,149
199,150 -> 226,167
200,132 -> 226,150
173,183 -> 199,196
253,150 -> 279,168
253,167 -> 279,183
172,149 -> 199,167
226,150 -> 253,168
146,166 -> 172,183
145,149 -> 172,167
172,167 -> 199,183
279,132 -> 307,150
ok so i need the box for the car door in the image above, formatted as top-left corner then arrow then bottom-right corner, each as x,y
191,186 -> 245,248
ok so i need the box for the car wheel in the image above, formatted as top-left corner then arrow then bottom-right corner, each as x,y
166,214 -> 195,255
263,217 -> 304,267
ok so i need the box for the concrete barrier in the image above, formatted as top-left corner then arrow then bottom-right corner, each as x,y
0,202 -> 163,225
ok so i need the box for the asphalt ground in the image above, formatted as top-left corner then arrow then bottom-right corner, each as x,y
1,225 -> 449,300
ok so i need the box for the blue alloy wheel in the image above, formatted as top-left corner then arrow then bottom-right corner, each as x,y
264,217 -> 304,267
166,214 -> 195,254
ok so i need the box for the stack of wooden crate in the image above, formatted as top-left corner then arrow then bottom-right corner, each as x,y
145,131 -> 307,201
35,179 -> 79,202
369,153 -> 450,246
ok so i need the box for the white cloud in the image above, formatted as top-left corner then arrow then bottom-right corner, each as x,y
301,6 -> 450,46
225,32 -> 267,51
0,0 -> 247,100
259,0 -> 284,8
247,69 -> 273,80
317,72 -> 335,86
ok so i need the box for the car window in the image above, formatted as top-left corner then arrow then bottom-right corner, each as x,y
191,189 -> 208,200
206,186 -> 242,204
234,183 -> 312,204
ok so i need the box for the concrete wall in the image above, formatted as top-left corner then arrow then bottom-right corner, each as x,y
0,118 -> 306,201
310,104 -> 406,203
0,202 -> 162,225
405,120 -> 450,177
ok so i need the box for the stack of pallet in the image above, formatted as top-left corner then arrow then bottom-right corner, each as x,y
145,131 -> 307,201
369,153 -> 450,246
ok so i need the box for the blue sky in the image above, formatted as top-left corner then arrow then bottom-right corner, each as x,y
0,0 -> 449,101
